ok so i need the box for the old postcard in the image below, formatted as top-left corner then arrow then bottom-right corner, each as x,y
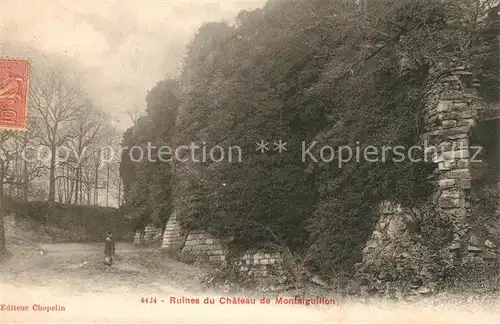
1,0 -> 500,323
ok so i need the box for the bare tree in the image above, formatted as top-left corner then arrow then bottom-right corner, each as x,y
0,130 -> 15,260
100,127 -> 121,207
29,66 -> 85,202
93,148 -> 102,206
4,117 -> 46,201
126,104 -> 146,126
63,103 -> 105,204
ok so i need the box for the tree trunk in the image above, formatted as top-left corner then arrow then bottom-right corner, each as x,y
61,165 -> 66,202
115,178 -> 122,207
57,175 -> 63,203
106,164 -> 110,207
68,173 -> 75,203
22,159 -> 28,201
65,166 -> 72,203
87,181 -> 91,205
79,170 -> 83,204
48,143 -> 56,202
94,166 -> 99,206
74,167 -> 79,204
94,149 -> 100,206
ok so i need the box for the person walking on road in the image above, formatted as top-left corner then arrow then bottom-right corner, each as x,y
104,232 -> 115,272
109,232 -> 115,256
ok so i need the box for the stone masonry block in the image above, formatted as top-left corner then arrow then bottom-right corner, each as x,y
448,133 -> 468,140
439,112 -> 462,120
437,141 -> 453,151
440,190 -> 461,199
447,169 -> 471,179
452,102 -> 468,110
442,120 -> 457,128
441,126 -> 471,138
441,91 -> 463,100
439,179 -> 456,189
439,197 -> 461,209
254,252 -> 265,259
453,150 -> 469,159
437,100 -> 453,112
442,151 -> 456,160
439,161 -> 454,170
209,255 -> 223,262
454,138 -> 469,147
457,118 -> 474,127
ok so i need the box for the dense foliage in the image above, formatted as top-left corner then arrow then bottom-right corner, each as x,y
4,198 -> 132,242
120,80 -> 179,230
120,0 -> 499,275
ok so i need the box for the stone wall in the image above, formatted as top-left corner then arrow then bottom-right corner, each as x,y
426,69 -> 480,220
145,225 -> 163,244
160,213 -> 284,278
133,224 -> 162,245
180,231 -> 226,263
133,230 -> 143,245
423,70 -> 500,262
237,251 -> 284,278
178,230 -> 285,278
161,213 -> 184,250
358,68 -> 500,295
361,69 -> 484,253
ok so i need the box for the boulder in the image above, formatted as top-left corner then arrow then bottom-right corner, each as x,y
416,287 -> 431,295
467,245 -> 482,252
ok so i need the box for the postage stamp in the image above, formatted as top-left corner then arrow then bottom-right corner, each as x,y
0,58 -> 31,130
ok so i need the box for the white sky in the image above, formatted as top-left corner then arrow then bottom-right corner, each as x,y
0,0 -> 266,130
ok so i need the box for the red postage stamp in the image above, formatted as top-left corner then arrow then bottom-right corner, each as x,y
0,58 -> 31,130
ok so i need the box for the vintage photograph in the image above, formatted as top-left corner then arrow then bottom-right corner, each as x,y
1,0 -> 500,323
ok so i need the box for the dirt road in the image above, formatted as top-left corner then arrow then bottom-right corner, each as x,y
2,242 -> 500,324
1,242 -> 207,294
